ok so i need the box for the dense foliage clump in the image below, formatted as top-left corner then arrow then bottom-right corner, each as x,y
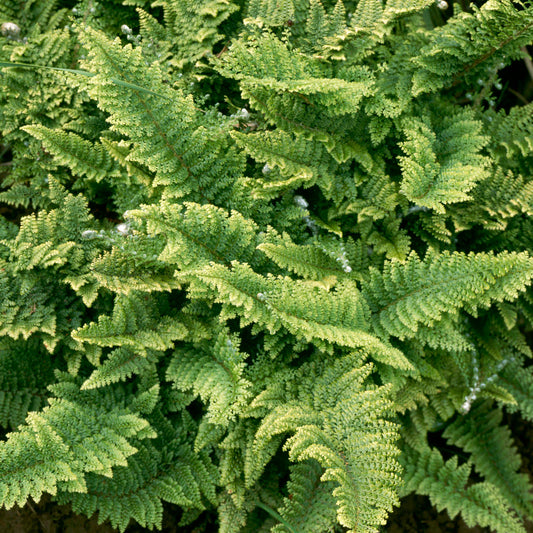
1,1 -> 533,531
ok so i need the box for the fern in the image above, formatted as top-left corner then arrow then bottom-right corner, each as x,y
0,1 -> 533,531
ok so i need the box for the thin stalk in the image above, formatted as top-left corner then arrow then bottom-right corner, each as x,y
0,61 -> 171,100
255,501 -> 301,533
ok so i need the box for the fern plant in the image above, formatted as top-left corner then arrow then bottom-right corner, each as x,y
1,0 -> 533,531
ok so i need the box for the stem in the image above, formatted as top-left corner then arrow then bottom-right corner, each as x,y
521,46 -> 533,81
0,61 -> 170,100
255,501 -> 301,533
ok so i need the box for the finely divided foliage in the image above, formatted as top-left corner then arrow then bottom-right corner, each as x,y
0,1 -> 533,532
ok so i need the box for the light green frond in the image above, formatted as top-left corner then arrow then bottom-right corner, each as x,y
89,244 -> 180,295
487,102 -> 533,163
79,27 -> 245,204
72,293 -> 188,353
167,328 -> 252,425
399,111 -> 490,214
128,201 -> 260,269
248,357 -> 401,533
81,346 -> 156,390
411,1 -> 533,96
247,0 -> 297,27
363,250 -> 533,340
0,387 -> 152,511
22,125 -> 119,182
257,234 -> 352,280
232,130 -> 337,192
382,0 -> 434,20
188,261 -> 412,367
272,461 -> 337,533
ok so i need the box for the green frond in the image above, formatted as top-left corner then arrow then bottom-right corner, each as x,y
272,461 -> 337,533
128,201 -> 261,269
257,234 -> 352,280
180,261 -> 412,368
79,27 -> 245,204
216,32 -> 375,133
402,445 -> 526,533
81,346 -> 156,390
0,0 -> 18,21
22,125 -> 119,182
409,211 -> 452,247
0,338 -> 54,429
340,169 -> 400,222
2,180 -> 92,256
487,102 -> 533,165
99,137 -> 154,189
89,242 -> 181,295
248,357 -> 401,533
0,385 -> 153,511
367,216 -> 411,261
62,440 -> 218,533
166,328 -> 252,425
72,293 -> 188,353
1,1 -> 533,530
302,0 -> 329,52
152,0 -> 238,68
247,0 -> 298,27
363,250 -> 533,340
500,361 -> 533,422
443,401 -> 533,518
411,0 -> 533,96
232,130 -> 337,193
473,169 -> 533,227
399,111 -> 490,214
351,0 -> 383,29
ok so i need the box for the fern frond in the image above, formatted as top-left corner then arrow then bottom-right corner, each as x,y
61,440 -> 218,533
363,250 -> 533,340
443,402 -> 533,518
180,261 -> 412,368
0,387 -> 153,511
81,346 -> 156,390
72,293 -> 187,353
167,328 -> 252,425
399,110 -> 490,214
79,27 -> 245,204
272,461 -> 337,533
257,234 -> 352,280
248,357 -> 401,533
129,201 -> 261,270
402,445 -> 526,533
411,0 -> 533,96
152,0 -> 238,68
22,125 -> 119,182
0,338 -> 54,429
